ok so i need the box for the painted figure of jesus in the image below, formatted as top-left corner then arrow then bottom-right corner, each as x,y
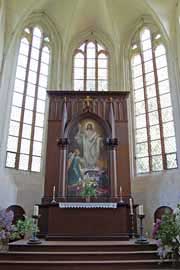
75,122 -> 102,169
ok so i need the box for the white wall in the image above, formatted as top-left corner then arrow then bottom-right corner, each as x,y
176,1 -> 180,73
132,170 -> 180,235
0,168 -> 44,214
0,0 -> 5,76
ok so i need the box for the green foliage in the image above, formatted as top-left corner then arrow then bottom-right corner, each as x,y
155,204 -> 180,261
80,179 -> 97,198
11,217 -> 39,240
157,213 -> 180,249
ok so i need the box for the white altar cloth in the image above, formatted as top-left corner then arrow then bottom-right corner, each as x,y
59,202 -> 117,208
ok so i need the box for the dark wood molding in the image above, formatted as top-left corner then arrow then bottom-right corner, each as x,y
47,90 -> 130,97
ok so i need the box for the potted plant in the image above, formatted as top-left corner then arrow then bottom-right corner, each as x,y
0,209 -> 15,251
0,208 -> 38,252
152,204 -> 180,264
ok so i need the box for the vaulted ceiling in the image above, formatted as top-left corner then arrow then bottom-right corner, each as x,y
6,0 -> 177,46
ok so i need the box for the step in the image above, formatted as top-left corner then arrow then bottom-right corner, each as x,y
0,259 -> 178,270
0,250 -> 159,261
9,239 -> 157,252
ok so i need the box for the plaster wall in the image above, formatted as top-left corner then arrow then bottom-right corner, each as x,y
132,170 -> 180,235
176,1 -> 180,75
0,169 -> 43,215
0,0 -> 5,76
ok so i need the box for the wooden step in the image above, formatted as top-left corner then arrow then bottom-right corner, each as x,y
4,239 -> 178,269
0,250 -> 159,261
0,259 -> 178,270
9,239 -> 157,252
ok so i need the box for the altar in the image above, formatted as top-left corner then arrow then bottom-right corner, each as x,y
39,203 -> 133,240
39,90 -> 133,240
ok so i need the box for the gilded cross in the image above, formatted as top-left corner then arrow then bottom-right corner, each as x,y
84,95 -> 93,107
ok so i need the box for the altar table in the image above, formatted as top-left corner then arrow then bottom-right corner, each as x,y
38,203 -> 132,240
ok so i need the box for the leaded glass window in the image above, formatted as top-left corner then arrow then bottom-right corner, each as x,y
6,26 -> 51,172
131,27 -> 177,174
73,40 -> 109,91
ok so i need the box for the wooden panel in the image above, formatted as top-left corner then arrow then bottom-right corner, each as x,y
39,204 -> 130,240
43,91 -> 130,202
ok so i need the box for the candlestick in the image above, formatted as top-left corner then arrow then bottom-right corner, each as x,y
33,205 -> 39,216
51,185 -> 56,203
28,214 -> 41,245
129,198 -> 133,215
130,212 -> 135,239
135,214 -> 149,244
119,186 -> 124,203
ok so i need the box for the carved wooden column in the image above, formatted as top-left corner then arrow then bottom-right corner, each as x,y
57,138 -> 69,198
106,138 -> 118,197
57,98 -> 68,198
108,98 -> 118,197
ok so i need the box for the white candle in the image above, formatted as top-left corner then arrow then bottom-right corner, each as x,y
138,205 -> 144,215
129,198 -> 133,215
120,186 -> 122,198
33,205 -> 39,216
53,185 -> 56,199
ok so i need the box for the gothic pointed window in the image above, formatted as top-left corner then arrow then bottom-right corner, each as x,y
73,40 -> 109,91
6,26 -> 51,172
130,27 -> 178,174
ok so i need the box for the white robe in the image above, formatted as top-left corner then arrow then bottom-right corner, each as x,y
75,128 -> 102,168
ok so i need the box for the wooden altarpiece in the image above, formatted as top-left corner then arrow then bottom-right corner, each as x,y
39,91 -> 134,240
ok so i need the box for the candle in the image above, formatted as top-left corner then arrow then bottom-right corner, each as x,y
129,198 -> 133,215
120,186 -> 122,198
138,205 -> 144,215
53,185 -> 56,200
33,205 -> 39,216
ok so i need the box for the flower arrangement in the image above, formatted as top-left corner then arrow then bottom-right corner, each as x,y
152,204 -> 180,262
80,179 -> 97,198
12,217 -> 38,240
0,209 -> 15,242
0,209 -> 38,245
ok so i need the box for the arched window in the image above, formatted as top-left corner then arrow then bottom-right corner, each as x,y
6,26 -> 51,172
130,27 -> 177,174
73,40 -> 109,91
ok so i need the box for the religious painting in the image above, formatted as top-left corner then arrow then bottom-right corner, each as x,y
66,118 -> 110,198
